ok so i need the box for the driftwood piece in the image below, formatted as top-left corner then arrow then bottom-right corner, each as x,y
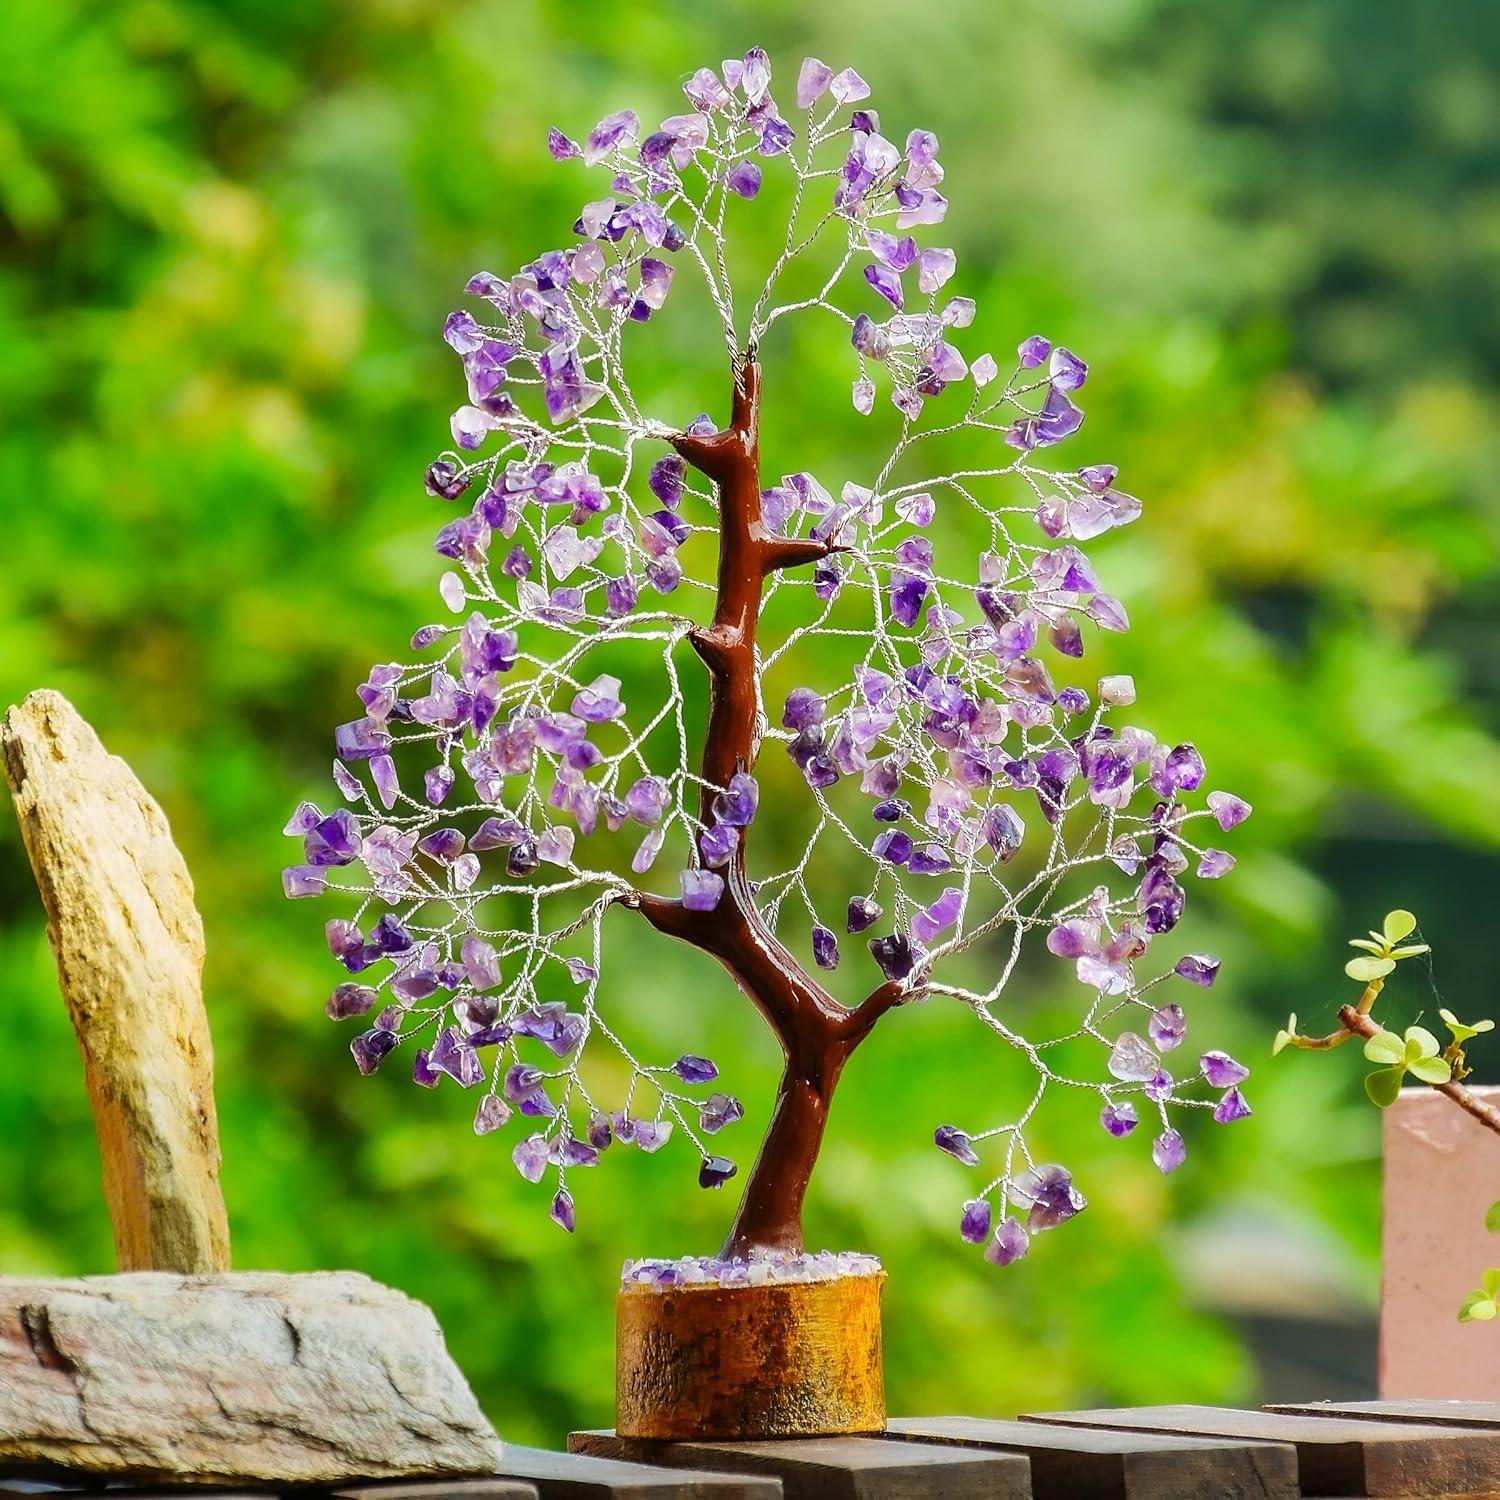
1,690 -> 230,1274
0,1271 -> 504,1484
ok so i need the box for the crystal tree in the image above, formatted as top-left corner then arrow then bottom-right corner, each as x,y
283,49 -> 1254,1272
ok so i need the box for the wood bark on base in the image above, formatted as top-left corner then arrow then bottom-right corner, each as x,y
616,1274 -> 885,1440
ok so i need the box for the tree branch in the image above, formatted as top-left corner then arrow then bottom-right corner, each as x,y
839,981 -> 907,1046
1336,1003 -> 1500,1137
763,536 -> 843,574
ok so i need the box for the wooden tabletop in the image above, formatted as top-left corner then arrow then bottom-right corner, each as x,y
10,1401 -> 1500,1498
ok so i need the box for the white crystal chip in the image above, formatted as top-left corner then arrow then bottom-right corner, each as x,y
620,1248 -> 883,1290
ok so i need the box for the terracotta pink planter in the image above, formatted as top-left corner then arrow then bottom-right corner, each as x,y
1381,1084 -> 1500,1398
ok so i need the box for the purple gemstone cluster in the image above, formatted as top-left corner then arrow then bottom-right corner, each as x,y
622,1249 -> 883,1289
283,47 -> 1255,1261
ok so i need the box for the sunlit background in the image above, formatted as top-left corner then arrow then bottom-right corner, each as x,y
4,0 -> 1499,1444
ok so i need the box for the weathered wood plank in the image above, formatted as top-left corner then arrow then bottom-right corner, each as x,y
1022,1404 -> 1500,1497
1266,1399 -> 1500,1430
0,1486 -> 266,1499
0,1486 -> 269,1500
502,1445 -> 782,1499
570,1430 -> 1027,1499
885,1414 -> 1298,1498
0,690 -> 229,1274
327,1480 -> 540,1500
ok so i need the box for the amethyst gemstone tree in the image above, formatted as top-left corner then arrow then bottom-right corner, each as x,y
284,49 -> 1253,1278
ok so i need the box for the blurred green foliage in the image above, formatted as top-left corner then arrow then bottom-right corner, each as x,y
3,0 -> 1499,1443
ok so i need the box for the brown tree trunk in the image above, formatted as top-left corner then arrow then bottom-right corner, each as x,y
633,357 -> 904,1257
721,1057 -> 841,1258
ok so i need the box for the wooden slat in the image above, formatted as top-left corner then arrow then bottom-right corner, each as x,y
327,1479 -> 539,1499
570,1431 -> 1028,1499
885,1414 -> 1298,1499
0,1483 -> 266,1499
1022,1404 -> 1500,1497
502,1445 -> 782,1499
1266,1399 -> 1500,1430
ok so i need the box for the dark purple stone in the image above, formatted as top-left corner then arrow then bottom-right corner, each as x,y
649,454 -> 685,507
326,983 -> 376,1020
351,1028 -> 397,1075
869,931 -> 913,981
371,914 -> 412,952
907,845 -> 952,876
960,1198 -> 992,1244
673,1055 -> 718,1084
934,1124 -> 979,1166
699,1093 -> 744,1134
811,925 -> 840,970
699,1156 -> 737,1189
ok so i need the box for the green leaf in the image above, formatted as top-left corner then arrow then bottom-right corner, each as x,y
1486,1200 -> 1500,1234
1364,1066 -> 1406,1107
1458,1291 -> 1496,1322
1272,1013 -> 1299,1056
1484,1268 -> 1500,1297
1407,1055 -> 1452,1086
1363,1031 -> 1406,1065
1404,1026 -> 1441,1058
1388,943 -> 1431,960
1346,956 -> 1396,983
1383,909 -> 1418,942
1440,1008 -> 1493,1045
1348,938 -> 1385,955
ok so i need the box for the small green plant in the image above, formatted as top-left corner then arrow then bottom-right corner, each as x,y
1458,1201 -> 1500,1323
1439,1009 -> 1495,1083
1273,910 -> 1432,1065
1276,910 -> 1500,1326
1361,1026 -> 1449,1107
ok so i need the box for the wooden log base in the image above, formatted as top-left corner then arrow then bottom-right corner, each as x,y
615,1273 -> 885,1439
